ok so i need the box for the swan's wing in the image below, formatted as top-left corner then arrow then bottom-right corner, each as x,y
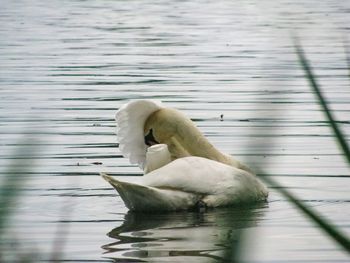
115,100 -> 164,169
142,157 -> 269,206
143,157 -> 239,194
101,173 -> 199,212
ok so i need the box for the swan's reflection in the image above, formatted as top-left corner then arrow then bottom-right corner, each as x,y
102,204 -> 267,262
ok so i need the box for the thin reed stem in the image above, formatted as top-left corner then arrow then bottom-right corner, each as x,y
295,43 -> 350,165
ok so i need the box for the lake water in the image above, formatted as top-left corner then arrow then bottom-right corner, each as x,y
1,0 -> 350,262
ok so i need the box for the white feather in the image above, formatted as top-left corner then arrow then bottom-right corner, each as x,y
115,100 -> 164,168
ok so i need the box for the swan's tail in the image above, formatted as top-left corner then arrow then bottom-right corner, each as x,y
101,173 -> 198,212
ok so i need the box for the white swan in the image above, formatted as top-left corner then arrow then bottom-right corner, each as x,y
102,100 -> 268,212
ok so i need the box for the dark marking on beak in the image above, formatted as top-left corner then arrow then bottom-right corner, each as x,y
144,129 -> 159,146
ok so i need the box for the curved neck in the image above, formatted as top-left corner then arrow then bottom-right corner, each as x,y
145,108 -> 250,172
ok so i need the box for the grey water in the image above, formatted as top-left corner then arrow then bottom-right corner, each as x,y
1,0 -> 350,262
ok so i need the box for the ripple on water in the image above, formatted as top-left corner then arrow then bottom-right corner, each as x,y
0,0 -> 349,262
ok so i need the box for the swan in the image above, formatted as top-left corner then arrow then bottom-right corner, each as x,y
102,100 -> 268,212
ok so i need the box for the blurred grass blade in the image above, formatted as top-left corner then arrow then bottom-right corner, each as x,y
260,174 -> 350,253
0,137 -> 39,234
49,185 -> 76,262
274,41 -> 350,252
295,43 -> 350,164
222,226 -> 244,262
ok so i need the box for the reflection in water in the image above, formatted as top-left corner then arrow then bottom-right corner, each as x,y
102,204 -> 267,262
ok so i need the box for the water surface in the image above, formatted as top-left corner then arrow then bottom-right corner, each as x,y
0,0 -> 349,262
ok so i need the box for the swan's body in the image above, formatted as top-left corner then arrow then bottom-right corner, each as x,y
103,156 -> 268,211
103,100 -> 268,212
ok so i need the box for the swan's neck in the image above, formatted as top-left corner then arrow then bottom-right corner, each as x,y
144,144 -> 172,174
170,131 -> 247,170
145,108 -> 250,172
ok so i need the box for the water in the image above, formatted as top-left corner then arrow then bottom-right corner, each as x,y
0,0 -> 349,262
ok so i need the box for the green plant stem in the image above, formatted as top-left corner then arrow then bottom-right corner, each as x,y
295,43 -> 350,165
